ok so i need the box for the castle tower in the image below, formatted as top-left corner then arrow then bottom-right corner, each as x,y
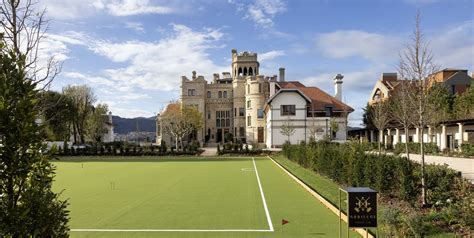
245,75 -> 269,144
231,49 -> 259,78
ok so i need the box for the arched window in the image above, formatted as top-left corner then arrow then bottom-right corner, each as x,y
226,119 -> 230,127
218,91 -> 222,98
223,91 -> 227,98
221,119 -> 225,127
249,67 -> 253,76
243,67 -> 248,76
238,67 -> 243,76
207,91 -> 211,98
216,119 -> 220,127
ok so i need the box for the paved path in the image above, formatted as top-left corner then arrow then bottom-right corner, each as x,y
402,153 -> 474,183
200,147 -> 217,157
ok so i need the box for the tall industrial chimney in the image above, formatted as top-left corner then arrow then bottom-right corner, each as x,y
279,67 -> 285,82
333,74 -> 344,101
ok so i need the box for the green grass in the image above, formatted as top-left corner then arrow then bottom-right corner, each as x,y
53,156 -> 359,237
272,155 -> 459,238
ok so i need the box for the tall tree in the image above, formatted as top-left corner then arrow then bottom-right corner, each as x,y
398,11 -> 439,206
161,104 -> 203,151
370,102 -> 390,155
0,0 -> 69,235
453,87 -> 474,119
388,81 -> 416,159
39,91 -> 74,141
87,103 -> 109,143
63,85 -> 96,144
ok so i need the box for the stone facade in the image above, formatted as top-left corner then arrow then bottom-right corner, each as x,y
158,49 -> 353,147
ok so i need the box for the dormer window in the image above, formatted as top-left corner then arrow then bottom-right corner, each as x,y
325,106 -> 333,117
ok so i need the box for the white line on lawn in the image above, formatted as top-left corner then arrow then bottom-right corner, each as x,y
252,157 -> 274,232
70,158 -> 274,233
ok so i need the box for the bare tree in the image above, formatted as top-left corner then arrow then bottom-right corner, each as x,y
1,0 -> 60,87
398,11 -> 439,206
280,117 -> 296,144
370,102 -> 390,155
388,80 -> 416,159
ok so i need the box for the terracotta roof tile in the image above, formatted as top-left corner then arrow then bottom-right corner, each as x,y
298,87 -> 354,112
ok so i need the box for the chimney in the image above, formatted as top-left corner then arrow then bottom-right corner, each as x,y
279,67 -> 285,82
333,74 -> 344,101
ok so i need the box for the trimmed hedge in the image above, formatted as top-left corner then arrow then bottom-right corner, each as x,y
393,142 -> 439,155
460,144 -> 474,156
283,141 -> 460,205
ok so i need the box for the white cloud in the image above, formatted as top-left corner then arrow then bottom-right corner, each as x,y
430,20 -> 474,69
41,0 -> 173,20
317,30 -> 403,61
57,24 -> 226,93
125,22 -> 145,32
104,0 -> 173,16
259,50 -> 285,61
231,0 -> 286,29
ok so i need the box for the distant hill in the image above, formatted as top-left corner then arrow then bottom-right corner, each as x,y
112,116 -> 156,134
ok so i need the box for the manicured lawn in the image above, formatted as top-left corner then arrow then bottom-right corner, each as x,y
53,156 -> 359,237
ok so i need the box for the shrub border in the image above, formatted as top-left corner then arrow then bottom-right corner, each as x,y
268,155 -> 374,238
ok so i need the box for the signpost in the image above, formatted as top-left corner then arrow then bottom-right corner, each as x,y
339,187 -> 378,238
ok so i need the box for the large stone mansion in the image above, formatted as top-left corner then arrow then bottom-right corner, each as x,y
157,49 -> 353,148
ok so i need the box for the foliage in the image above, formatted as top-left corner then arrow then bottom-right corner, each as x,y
393,142 -> 439,155
62,85 -> 97,144
460,144 -> 474,156
281,141 -> 473,234
86,103 -> 109,143
329,118 -> 339,139
39,91 -> 75,141
0,36 -> 69,235
453,87 -> 474,119
161,104 -> 203,151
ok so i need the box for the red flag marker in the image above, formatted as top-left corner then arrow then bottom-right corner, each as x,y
282,219 -> 289,225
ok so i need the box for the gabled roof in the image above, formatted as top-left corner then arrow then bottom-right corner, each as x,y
277,81 -> 306,88
268,81 -> 354,112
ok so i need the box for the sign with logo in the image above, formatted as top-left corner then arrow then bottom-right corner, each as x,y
346,187 -> 377,228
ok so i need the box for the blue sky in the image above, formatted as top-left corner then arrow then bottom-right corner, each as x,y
40,0 -> 473,126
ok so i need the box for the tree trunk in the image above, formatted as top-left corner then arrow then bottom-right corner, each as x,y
175,136 -> 179,151
404,127 -> 410,160
420,126 -> 427,206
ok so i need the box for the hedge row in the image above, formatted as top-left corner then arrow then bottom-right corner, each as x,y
393,142 -> 439,155
53,143 -> 202,156
283,141 -> 462,205
460,144 -> 474,156
282,141 -> 473,233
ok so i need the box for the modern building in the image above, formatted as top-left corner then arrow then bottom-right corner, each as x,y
157,49 -> 353,148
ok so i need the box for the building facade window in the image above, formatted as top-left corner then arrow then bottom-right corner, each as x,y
239,107 -> 244,116
258,83 -> 262,93
218,91 -> 222,98
247,84 -> 250,93
247,100 -> 251,108
188,89 -> 196,96
207,111 -> 210,119
281,105 -> 296,116
257,109 -> 264,118
234,108 -> 236,117
223,91 -> 227,98
325,106 -> 333,117
216,119 -> 220,127
207,91 -> 211,98
226,119 -> 230,127
240,127 -> 244,137
247,116 -> 251,126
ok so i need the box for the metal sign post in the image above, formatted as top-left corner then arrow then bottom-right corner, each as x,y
339,187 -> 378,238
